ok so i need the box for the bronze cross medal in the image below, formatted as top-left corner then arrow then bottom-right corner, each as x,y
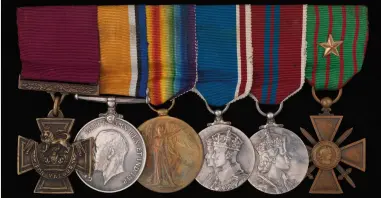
17,93 -> 95,194
301,88 -> 366,194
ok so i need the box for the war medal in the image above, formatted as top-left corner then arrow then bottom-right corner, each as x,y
302,5 -> 368,194
71,5 -> 156,193
193,5 -> 255,192
248,5 -> 309,194
17,93 -> 95,194
74,95 -> 147,193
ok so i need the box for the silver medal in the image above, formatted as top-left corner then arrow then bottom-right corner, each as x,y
248,102 -> 309,194
196,109 -> 255,192
73,95 -> 147,193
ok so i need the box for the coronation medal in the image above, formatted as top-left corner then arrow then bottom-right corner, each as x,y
249,103 -> 309,195
73,95 -> 147,193
248,5 -> 309,194
195,102 -> 255,192
302,5 -> 368,194
137,5 -> 202,193
194,5 -> 255,192
17,93 -> 95,194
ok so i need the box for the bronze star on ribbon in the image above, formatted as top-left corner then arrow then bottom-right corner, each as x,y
319,34 -> 343,57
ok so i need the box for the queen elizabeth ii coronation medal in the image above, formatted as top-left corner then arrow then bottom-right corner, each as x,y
248,5 -> 309,194
248,103 -> 309,195
74,95 -> 147,193
193,4 -> 255,192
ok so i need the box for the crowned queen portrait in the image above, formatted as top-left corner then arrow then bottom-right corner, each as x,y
202,127 -> 249,191
252,128 -> 298,194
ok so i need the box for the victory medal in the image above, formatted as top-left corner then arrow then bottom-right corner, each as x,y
137,4 -> 202,193
137,96 -> 203,193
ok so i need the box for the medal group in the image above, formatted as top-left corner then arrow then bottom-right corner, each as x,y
16,4 -> 368,195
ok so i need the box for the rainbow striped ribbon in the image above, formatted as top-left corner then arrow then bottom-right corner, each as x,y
146,5 -> 197,105
305,5 -> 368,90
195,5 -> 253,107
250,5 -> 306,104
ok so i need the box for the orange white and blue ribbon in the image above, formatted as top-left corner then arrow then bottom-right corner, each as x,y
98,5 -> 148,97
194,5 -> 253,107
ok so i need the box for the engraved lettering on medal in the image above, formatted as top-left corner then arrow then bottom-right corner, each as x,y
75,118 -> 146,193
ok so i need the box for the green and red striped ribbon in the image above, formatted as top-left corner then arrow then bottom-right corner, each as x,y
305,5 -> 368,90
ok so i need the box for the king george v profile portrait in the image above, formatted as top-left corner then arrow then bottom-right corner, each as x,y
253,129 -> 297,194
207,127 -> 249,191
94,129 -> 129,185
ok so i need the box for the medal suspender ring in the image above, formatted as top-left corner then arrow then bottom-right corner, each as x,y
255,101 -> 283,118
146,88 -> 175,116
312,87 -> 342,107
312,87 -> 342,113
48,92 -> 66,118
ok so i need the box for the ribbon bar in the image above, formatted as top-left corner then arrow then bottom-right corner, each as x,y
16,5 -> 368,99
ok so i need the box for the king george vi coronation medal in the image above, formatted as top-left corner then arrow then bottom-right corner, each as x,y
196,109 -> 255,192
74,95 -> 147,193
248,103 -> 309,194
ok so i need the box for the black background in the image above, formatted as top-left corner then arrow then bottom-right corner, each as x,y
2,0 -> 380,197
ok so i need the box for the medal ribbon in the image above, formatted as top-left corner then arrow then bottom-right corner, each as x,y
195,5 -> 253,107
250,5 -> 306,104
305,5 -> 368,90
145,5 -> 197,105
17,6 -> 100,84
98,5 -> 148,97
